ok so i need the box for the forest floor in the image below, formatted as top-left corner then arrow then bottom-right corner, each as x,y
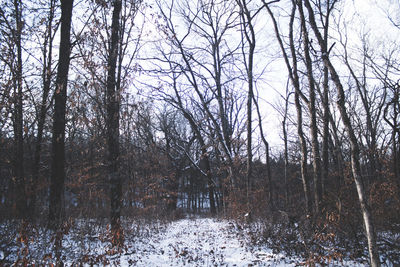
118,217 -> 297,266
1,216 -> 371,266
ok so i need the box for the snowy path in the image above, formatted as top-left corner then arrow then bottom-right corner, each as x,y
119,217 -> 293,266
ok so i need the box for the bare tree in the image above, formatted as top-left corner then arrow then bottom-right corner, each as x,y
106,0 -> 123,247
319,0 -> 337,196
155,0 -> 241,190
302,0 -> 380,265
236,0 -> 257,205
297,0 -> 322,213
48,0 -> 74,230
264,0 -> 312,214
30,0 -> 58,219
252,90 -> 274,209
339,30 -> 386,183
0,0 -> 28,219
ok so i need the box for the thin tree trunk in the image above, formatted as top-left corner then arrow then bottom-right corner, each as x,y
48,0 -> 73,230
297,0 -> 322,213
30,0 -> 56,218
282,89 -> 290,209
237,0 -> 256,208
394,91 -> 399,181
13,0 -> 27,219
265,1 -> 312,214
252,92 -> 274,209
303,1 -> 380,265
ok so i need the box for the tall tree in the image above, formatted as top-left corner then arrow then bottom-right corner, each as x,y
48,0 -> 74,230
30,0 -> 57,218
106,0 -> 123,247
252,91 -> 274,209
264,0 -> 312,214
297,0 -> 322,213
13,0 -> 27,219
320,0 -> 336,196
302,0 -> 380,265
156,0 -> 240,190
0,0 -> 28,219
236,0 -> 256,204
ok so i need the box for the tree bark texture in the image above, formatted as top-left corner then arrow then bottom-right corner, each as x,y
48,0 -> 73,230
106,0 -> 123,247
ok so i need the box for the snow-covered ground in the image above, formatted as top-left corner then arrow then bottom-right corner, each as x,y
1,217 -> 372,266
119,217 -> 296,266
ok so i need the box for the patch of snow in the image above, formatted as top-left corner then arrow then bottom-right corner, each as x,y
119,217 -> 297,266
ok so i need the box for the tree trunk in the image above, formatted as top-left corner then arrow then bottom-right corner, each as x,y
252,92 -> 274,209
48,0 -> 73,230
297,0 -> 322,213
321,43 -> 330,197
303,1 -> 380,265
30,0 -> 56,218
265,1 -> 312,214
13,0 -> 27,219
182,112 -> 216,215
106,0 -> 123,247
237,0 -> 256,208
282,90 -> 290,208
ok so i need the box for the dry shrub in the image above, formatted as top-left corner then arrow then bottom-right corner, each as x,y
370,179 -> 400,229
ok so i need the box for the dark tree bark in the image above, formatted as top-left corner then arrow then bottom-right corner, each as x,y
321,1 -> 332,197
383,85 -> 400,186
282,87 -> 290,208
297,0 -> 322,213
12,0 -> 27,219
30,0 -> 56,219
264,1 -> 312,214
302,0 -> 380,265
48,0 -> 74,230
237,0 -> 256,206
252,92 -> 274,209
106,0 -> 123,247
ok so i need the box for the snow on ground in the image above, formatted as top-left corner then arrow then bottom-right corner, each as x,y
1,216 -> 371,266
119,217 -> 295,266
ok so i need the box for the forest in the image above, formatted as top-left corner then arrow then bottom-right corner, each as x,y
0,0 -> 399,266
